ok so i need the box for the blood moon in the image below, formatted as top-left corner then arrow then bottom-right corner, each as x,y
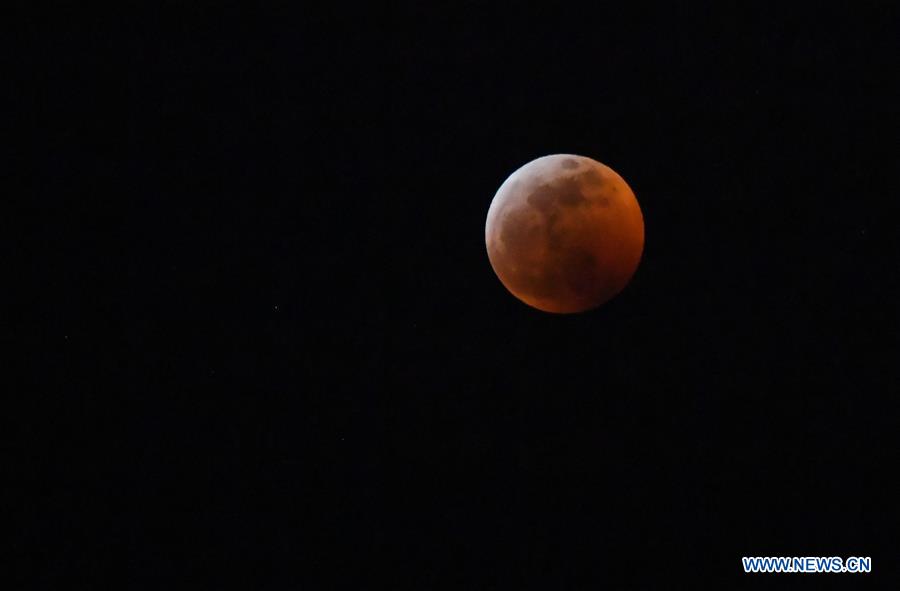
485,154 -> 644,313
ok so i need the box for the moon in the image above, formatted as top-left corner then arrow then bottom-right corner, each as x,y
485,154 -> 644,313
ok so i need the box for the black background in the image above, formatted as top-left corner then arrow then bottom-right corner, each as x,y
13,3 -> 899,588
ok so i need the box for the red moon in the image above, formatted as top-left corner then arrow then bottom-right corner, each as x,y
485,154 -> 644,313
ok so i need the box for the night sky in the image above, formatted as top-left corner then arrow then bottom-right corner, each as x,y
16,4 -> 899,588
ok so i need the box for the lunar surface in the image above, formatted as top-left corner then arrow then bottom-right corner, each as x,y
485,154 -> 644,313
